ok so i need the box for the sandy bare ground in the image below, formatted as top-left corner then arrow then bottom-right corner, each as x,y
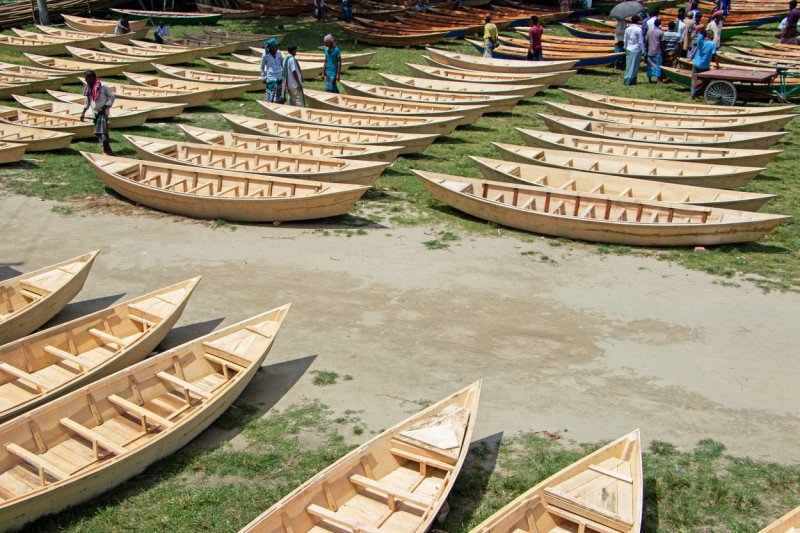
2,194 -> 799,463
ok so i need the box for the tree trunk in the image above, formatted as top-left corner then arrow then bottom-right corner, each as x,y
35,0 -> 49,25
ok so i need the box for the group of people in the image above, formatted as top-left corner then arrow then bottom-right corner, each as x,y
115,14 -> 169,44
259,34 -> 342,107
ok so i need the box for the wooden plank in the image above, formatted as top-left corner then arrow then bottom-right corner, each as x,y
544,489 -> 632,532
544,504 -> 619,533
43,345 -> 87,372
5,442 -> 69,480
390,447 -> 454,472
588,464 -> 633,484
350,473 -> 432,508
60,417 -> 127,456
108,394 -> 175,429
88,327 -> 129,347
0,362 -> 49,392
156,371 -> 211,399
306,504 -> 383,533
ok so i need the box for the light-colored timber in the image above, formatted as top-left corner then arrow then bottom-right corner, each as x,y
83,153 -> 370,221
0,105 -> 94,140
340,80 -> 522,112
221,114 -> 438,155
336,22 -> 449,47
545,101 -> 796,132
0,72 -> 63,93
258,102 -> 463,135
100,41 -> 201,64
0,122 -> 74,152
62,14 -> 149,33
34,25 -> 149,45
491,143 -> 763,189
109,8 -> 224,25
201,57 -> 325,78
13,95 -> 149,129
23,54 -> 131,78
408,62 -> 574,87
758,505 -> 800,532
303,89 -> 489,126
122,72 -> 249,100
161,35 -> 238,55
515,128 -> 782,168
560,88 -> 798,117
0,278 -> 199,424
0,140 -> 26,164
0,62 -> 70,84
0,305 -> 290,532
96,80 -> 216,108
470,156 -> 776,211
247,47 -> 376,66
47,90 -> 186,121
231,53 -> 354,73
0,251 -> 97,346
128,39 -> 232,57
65,47 -> 155,73
413,171 -> 790,246
0,31 -> 100,56
187,29 -> 283,51
467,430 -> 643,533
180,125 -> 404,162
123,135 -> 389,186
540,114 -> 789,150
152,64 -> 264,92
424,46 -> 578,72
239,381 -> 481,533
379,73 -> 543,98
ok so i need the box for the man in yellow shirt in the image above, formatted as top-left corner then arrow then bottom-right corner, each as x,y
483,14 -> 498,58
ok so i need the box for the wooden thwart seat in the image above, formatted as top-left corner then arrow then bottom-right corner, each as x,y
43,345 -> 88,372
390,446 -> 454,473
544,488 -> 633,532
306,503 -> 382,533
108,394 -> 175,429
0,362 -> 50,392
545,504 -> 621,533
156,371 -> 211,399
88,328 -> 130,348
60,417 -> 126,456
349,474 -> 432,509
5,442 -> 69,481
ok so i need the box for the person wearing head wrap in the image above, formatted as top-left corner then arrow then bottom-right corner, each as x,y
79,70 -> 115,155
260,38 -> 285,104
321,34 -> 341,93
707,11 -> 723,47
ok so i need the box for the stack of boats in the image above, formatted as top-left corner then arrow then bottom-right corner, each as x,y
414,88 -> 793,246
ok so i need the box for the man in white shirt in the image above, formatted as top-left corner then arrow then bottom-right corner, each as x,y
708,10 -> 723,47
623,15 -> 645,85
283,44 -> 304,107
260,38 -> 284,103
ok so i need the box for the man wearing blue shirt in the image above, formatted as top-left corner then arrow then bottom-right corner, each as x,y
691,29 -> 720,99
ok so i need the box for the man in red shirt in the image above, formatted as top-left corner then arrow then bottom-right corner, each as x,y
527,15 -> 543,61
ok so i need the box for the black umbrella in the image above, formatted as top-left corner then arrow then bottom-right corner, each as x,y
609,0 -> 646,19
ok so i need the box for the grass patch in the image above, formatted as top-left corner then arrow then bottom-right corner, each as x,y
213,402 -> 260,430
310,369 -> 339,386
50,204 -> 76,216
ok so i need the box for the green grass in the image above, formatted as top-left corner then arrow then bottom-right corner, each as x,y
310,369 -> 339,386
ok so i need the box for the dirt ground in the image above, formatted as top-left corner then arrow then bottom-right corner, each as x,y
3,194 -> 799,463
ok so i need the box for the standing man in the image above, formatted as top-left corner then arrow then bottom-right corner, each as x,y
781,0 -> 800,45
614,16 -> 627,70
260,38 -> 284,104
313,0 -> 325,21
342,0 -> 353,22
322,34 -> 341,93
708,11 -> 723,47
527,16 -> 543,61
283,44 -> 304,107
623,15 -> 645,86
663,21 -> 682,67
675,7 -> 687,54
115,14 -> 131,35
685,11 -> 703,59
79,70 -> 115,156
691,29 -> 720,99
646,18 -> 664,84
153,20 -> 169,44
483,14 -> 498,58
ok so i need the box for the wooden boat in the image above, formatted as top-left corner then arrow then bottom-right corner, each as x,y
200,28 -> 285,42
108,8 -> 223,25
62,14 -> 148,33
0,251 -> 97,346
97,80 -> 216,108
201,58 -> 325,78
540,114 -> 789,150
562,22 -> 620,41
733,46 -> 800,60
229,53 -> 353,73
247,47 -> 376,67
65,47 -> 155,73
414,171 -> 789,246
560,88 -> 797,117
152,64 -> 263,92
0,31 -> 101,56
128,39 -> 230,58
304,89 -> 489,126
0,278 -> 199,424
23,53 -> 131,78
0,122 -> 74,152
546,102 -> 796,133
259,102 -> 463,135
354,16 -> 472,39
379,73 -> 542,98
12,95 -> 149,129
465,39 -> 625,68
183,30 -> 273,52
0,65 -> 68,90
83,153 -> 370,221
491,144 -> 763,189
34,24 -> 149,44
408,62 -> 575,87
46,90 -> 186,121
0,305 -> 289,532
180,125 -> 404,162
161,35 -> 238,55
341,80 -> 522,113
196,4 -> 265,18
466,430 -> 643,533
123,72 -> 249,100
0,72 -> 64,93
759,505 -> 800,532
100,41 -> 201,64
336,22 -> 449,47
221,114 -> 438,155
515,129 -> 782,168
717,52 -> 800,70
424,46 -> 577,73
124,135 -> 390,186
471,156 -> 776,211
239,381 -> 481,533
0,105 -> 95,140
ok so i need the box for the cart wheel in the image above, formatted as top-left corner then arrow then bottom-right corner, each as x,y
704,80 -> 737,106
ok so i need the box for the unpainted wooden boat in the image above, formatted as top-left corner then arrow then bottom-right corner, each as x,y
304,89 -> 488,126
153,64 -> 264,92
65,46 -> 155,73
34,24 -> 149,45
0,61 -> 70,83
239,381 -> 481,533
491,143 -> 763,189
759,505 -> 800,532
180,125 -> 404,162
560,88 -> 798,117
0,105 -> 95,140
409,62 -> 574,87
467,430 -> 643,533
201,57 -> 325,78
424,46 -> 577,73
231,53 -> 354,73
515,129 -> 782,168
0,305 -> 290,532
100,41 -> 201,64
0,72 -> 63,93
247,47 -> 376,66
62,14 -> 148,33
0,122 -> 74,152
0,31 -> 100,55
414,171 -> 790,246
337,22 -> 449,47
545,101 -> 795,133
109,8 -> 223,25
191,29 -> 285,50
259,101 -> 463,135
341,80 -> 522,113
124,135 -> 389,186
196,4 -> 265,19
717,52 -> 800,70
0,278 -> 199,424
13,95 -> 149,129
221,114 -> 438,155
97,80 -> 216,108
0,251 -> 97,346
123,72 -> 249,100
161,35 -> 238,55
83,153 -> 370,222
540,114 -> 789,150
470,156 -> 775,211
23,53 -> 131,77
465,38 -> 625,68
47,90 -> 186,121
379,73 -> 542,98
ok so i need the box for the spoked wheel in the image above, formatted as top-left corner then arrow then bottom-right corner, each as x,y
704,80 -> 737,106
